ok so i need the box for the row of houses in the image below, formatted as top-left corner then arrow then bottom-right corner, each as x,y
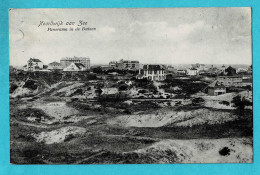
109,59 -> 140,70
206,74 -> 252,96
23,57 -> 91,72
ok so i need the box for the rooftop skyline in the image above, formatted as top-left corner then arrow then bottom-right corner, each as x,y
9,8 -> 252,67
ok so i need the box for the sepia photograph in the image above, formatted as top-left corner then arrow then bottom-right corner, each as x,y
9,8 -> 253,164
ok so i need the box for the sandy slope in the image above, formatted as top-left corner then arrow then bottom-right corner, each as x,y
108,109 -> 237,127
32,126 -> 86,144
134,138 -> 252,163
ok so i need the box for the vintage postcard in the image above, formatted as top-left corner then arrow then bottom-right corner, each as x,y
9,8 -> 252,164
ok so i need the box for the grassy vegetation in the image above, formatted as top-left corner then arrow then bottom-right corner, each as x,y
9,72 -> 253,164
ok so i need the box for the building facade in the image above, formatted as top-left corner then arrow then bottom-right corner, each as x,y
60,56 -> 90,69
25,58 -> 44,71
177,69 -> 187,75
187,68 -> 198,76
109,59 -> 140,70
48,61 -> 63,70
217,76 -> 243,87
63,63 -> 86,71
137,64 -> 166,81
207,80 -> 226,96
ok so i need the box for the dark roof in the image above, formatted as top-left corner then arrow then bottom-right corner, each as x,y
143,64 -> 164,70
218,75 -> 242,78
29,58 -> 42,62
123,60 -> 139,63
43,65 -> 48,69
190,68 -> 197,70
208,80 -> 226,88
61,57 -> 90,61
48,61 -> 62,66
242,79 -> 252,83
74,63 -> 85,69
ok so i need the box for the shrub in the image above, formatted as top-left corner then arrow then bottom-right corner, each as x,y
98,92 -> 129,107
192,97 -> 205,106
118,84 -> 128,91
23,80 -> 38,90
219,101 -> 230,106
10,83 -> 18,93
64,134 -> 75,142
138,89 -> 147,94
70,88 -> 83,96
232,95 -> 252,114
219,147 -> 231,156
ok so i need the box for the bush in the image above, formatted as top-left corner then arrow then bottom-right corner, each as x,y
118,84 -> 128,91
192,97 -> 205,106
23,80 -> 38,90
219,101 -> 230,106
10,83 -> 18,93
64,134 -> 75,142
161,78 -> 207,97
70,88 -> 83,96
98,92 -> 129,107
232,95 -> 252,114
138,89 -> 147,94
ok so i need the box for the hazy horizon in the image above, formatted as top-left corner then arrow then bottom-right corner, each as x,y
9,8 -> 252,67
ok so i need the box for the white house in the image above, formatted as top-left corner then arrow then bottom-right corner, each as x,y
137,64 -> 166,81
63,62 -> 86,71
26,58 -> 44,71
187,68 -> 198,76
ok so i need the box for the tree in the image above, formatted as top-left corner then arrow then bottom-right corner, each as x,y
118,84 -> 128,91
232,95 -> 252,115
225,66 -> 236,76
95,88 -> 103,97
192,97 -> 205,106
92,67 -> 103,74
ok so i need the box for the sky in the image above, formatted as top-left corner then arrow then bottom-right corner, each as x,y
9,8 -> 252,67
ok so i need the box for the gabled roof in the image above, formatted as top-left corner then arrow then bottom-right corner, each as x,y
208,80 -> 225,88
61,56 -> 90,61
190,68 -> 197,70
48,61 -> 62,66
74,63 -> 85,69
28,58 -> 42,62
143,64 -> 164,70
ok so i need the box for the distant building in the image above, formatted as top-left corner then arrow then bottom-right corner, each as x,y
217,76 -> 243,87
60,56 -> 90,70
9,66 -> 16,73
25,58 -> 44,71
63,63 -> 87,71
166,66 -> 177,74
100,65 -> 114,71
225,66 -> 237,76
187,68 -> 198,76
177,69 -> 186,75
137,64 -> 166,81
207,80 -> 226,96
207,65 -> 219,75
220,65 -> 226,74
191,63 -> 206,72
242,79 -> 252,87
48,61 -> 63,70
248,65 -> 252,74
109,59 -> 140,70
109,61 -> 119,68
237,68 -> 247,74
